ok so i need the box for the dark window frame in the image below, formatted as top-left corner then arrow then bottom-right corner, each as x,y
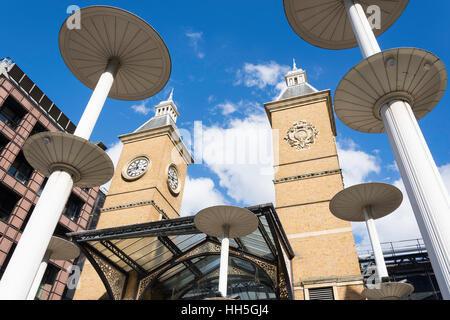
8,151 -> 34,185
62,194 -> 84,223
0,96 -> 27,130
0,133 -> 9,154
0,184 -> 21,222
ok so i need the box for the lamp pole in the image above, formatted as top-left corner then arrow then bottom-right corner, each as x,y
344,0 -> 450,299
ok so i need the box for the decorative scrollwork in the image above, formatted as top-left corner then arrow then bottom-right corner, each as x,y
176,242 -> 221,262
285,121 -> 319,151
85,246 -> 127,300
137,273 -> 159,300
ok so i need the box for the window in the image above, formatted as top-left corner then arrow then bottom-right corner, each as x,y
0,96 -> 27,130
53,224 -> 71,240
37,178 -> 48,196
8,151 -> 34,185
34,263 -> 60,300
19,205 -> 34,233
308,287 -> 335,300
0,133 -> 9,153
30,121 -> 48,137
0,243 -> 17,280
62,194 -> 84,222
0,184 -> 21,222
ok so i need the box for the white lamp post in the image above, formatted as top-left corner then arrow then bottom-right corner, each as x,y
26,237 -> 80,300
194,206 -> 259,299
330,182 -> 414,300
0,6 -> 171,300
284,0 -> 450,299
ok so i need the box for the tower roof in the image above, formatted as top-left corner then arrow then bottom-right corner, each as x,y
135,89 -> 179,133
277,61 -> 318,101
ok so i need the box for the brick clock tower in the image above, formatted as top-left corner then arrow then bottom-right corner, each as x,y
264,63 -> 364,300
74,92 -> 193,300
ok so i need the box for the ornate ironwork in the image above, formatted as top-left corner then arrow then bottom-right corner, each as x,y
84,245 -> 127,300
101,240 -> 147,275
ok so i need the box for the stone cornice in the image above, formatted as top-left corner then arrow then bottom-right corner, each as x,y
274,169 -> 342,184
119,125 -> 194,165
295,275 -> 364,287
264,89 -> 337,137
101,199 -> 170,219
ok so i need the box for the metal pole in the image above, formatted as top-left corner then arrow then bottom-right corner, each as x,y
218,225 -> 230,298
344,0 -> 450,299
0,60 -> 119,300
26,251 -> 51,300
381,101 -> 450,299
363,206 -> 389,283
344,0 -> 381,58
74,58 -> 119,140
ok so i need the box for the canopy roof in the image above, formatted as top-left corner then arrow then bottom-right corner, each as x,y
69,203 -> 294,300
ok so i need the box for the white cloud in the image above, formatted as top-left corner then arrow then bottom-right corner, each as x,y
131,100 -> 151,116
207,95 -> 215,104
215,101 -> 237,116
196,113 -> 276,206
101,141 -> 124,192
211,99 -> 263,117
235,61 -> 290,90
180,177 -> 227,217
186,31 -> 205,59
336,139 -> 381,188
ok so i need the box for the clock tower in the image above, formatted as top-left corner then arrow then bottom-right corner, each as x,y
73,91 -> 193,300
265,63 -> 364,300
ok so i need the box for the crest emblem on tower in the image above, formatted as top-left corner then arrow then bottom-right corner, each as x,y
285,121 -> 319,151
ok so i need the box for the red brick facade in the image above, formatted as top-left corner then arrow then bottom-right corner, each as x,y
0,76 -> 102,300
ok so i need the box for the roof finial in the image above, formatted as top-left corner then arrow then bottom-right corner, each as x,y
168,88 -> 174,101
293,58 -> 297,70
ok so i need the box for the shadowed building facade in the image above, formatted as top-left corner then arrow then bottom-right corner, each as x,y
264,64 -> 364,300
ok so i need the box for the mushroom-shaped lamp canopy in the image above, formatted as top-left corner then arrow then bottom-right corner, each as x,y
59,6 -> 171,101
283,0 -> 410,50
334,48 -> 447,133
330,182 -> 403,222
194,206 -> 259,238
48,236 -> 81,261
363,282 -> 414,300
23,132 -> 114,188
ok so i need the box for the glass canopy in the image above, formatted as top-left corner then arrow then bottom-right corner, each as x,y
69,203 -> 294,300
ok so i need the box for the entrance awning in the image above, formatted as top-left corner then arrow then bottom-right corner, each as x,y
68,203 -> 294,300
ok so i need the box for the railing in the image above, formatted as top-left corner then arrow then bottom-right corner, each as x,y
357,239 -> 427,260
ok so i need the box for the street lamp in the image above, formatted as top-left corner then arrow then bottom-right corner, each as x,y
330,183 -> 414,300
26,236 -> 80,300
0,6 -> 171,299
284,0 -> 450,299
194,206 -> 259,299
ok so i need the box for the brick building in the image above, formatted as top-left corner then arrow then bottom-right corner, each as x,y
0,58 -> 105,300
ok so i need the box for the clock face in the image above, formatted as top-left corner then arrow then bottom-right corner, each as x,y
122,156 -> 150,181
168,165 -> 179,193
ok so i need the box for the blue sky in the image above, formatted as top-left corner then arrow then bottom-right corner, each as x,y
2,1 -> 450,248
